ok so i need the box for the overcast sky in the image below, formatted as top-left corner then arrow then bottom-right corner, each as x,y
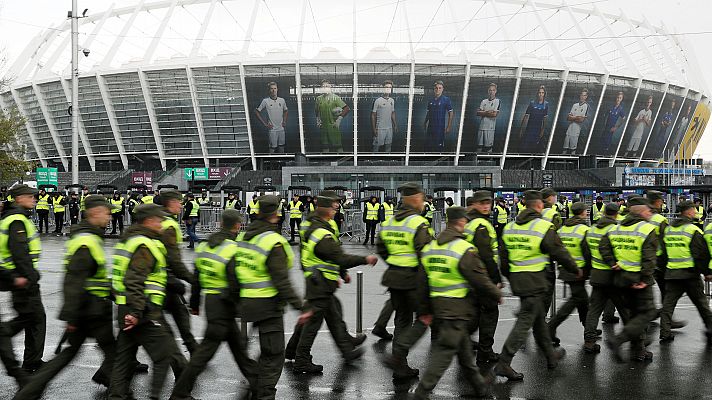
1,0 -> 710,159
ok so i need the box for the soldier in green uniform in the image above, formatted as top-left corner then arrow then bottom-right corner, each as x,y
582,203 -> 629,353
0,184 -> 46,375
540,188 -> 562,315
155,190 -> 198,354
413,207 -> 501,400
463,191 -> 503,367
659,200 -> 712,343
230,195 -> 311,400
494,190 -> 579,381
599,197 -> 659,362
378,183 -> 434,379
170,209 -> 258,399
292,191 -> 376,373
315,80 -> 350,152
14,196 -> 116,399
548,202 -> 591,346
108,204 -> 187,400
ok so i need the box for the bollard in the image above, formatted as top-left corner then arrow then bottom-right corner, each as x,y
562,282 -> 567,299
549,262 -> 557,319
240,319 -> 249,347
356,271 -> 364,334
706,280 -> 711,300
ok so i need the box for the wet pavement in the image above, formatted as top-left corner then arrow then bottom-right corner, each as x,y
1,235 -> 711,399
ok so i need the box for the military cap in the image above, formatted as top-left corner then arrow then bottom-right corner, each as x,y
677,200 -> 695,213
595,195 -> 603,201
627,197 -> 651,208
694,197 -> 702,203
540,188 -> 557,199
446,206 -> 468,221
399,182 -> 424,197
604,203 -> 619,215
222,208 -> 243,227
646,190 -> 664,202
154,189 -> 182,206
9,184 -> 36,197
84,194 -> 113,210
523,190 -> 543,201
317,190 -> 339,208
627,193 -> 642,200
571,202 -> 586,216
471,190 -> 493,203
258,195 -> 279,214
185,192 -> 195,198
133,204 -> 168,222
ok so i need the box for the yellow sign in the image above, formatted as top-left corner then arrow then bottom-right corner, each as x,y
676,101 -> 710,160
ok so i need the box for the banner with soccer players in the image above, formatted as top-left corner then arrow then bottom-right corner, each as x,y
587,80 -> 637,157
548,77 -> 603,156
616,83 -> 663,160
641,90 -> 684,160
676,100 -> 710,160
662,97 -> 697,159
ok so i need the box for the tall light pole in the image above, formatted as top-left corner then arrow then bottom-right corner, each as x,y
70,0 -> 80,184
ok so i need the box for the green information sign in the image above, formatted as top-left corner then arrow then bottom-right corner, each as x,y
184,168 -> 194,180
184,168 -> 209,181
36,168 -> 58,186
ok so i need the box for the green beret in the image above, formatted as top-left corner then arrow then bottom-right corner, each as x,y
9,184 -> 37,197
446,206 -> 468,221
133,204 -> 168,222
399,182 -> 424,197
258,195 -> 279,215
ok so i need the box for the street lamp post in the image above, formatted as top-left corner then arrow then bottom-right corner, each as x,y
70,0 -> 79,184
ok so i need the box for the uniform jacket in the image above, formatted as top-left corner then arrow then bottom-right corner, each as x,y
465,209 -> 502,284
660,216 -> 711,280
191,229 -> 239,321
1,205 -> 40,287
558,216 -> 591,282
586,216 -> 618,286
119,225 -> 165,320
161,216 -> 194,291
599,213 -> 658,287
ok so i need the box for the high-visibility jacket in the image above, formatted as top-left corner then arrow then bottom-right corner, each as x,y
161,217 -> 183,244
53,196 -> 65,213
300,219 -> 340,242
542,207 -> 558,224
421,238 -> 473,298
189,200 -> 200,217
366,202 -> 380,221
558,224 -> 590,268
289,201 -> 303,219
607,221 -> 656,272
141,195 -> 154,204
128,198 -> 140,214
591,203 -> 604,221
619,205 -> 627,215
110,198 -> 124,214
502,218 -> 552,273
379,214 -> 430,267
649,213 -> 668,256
225,199 -> 238,210
195,239 -> 239,295
0,214 -> 41,271
80,194 -> 87,212
36,194 -> 50,211
64,233 -> 110,298
464,217 -> 498,264
248,200 -> 259,215
112,235 -> 167,306
495,205 -> 508,224
705,224 -> 712,269
308,203 -> 315,213
664,223 -> 701,270
198,197 -> 210,205
516,202 -> 526,215
424,202 -> 435,219
301,227 -> 340,282
382,203 -> 394,221
586,224 -> 616,270
235,231 -> 294,298
695,206 -> 705,222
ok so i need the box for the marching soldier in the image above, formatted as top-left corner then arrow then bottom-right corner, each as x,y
231,195 -> 311,400
540,188 -> 562,314
170,209 -> 258,399
292,191 -> 375,373
548,202 -> 591,346
600,197 -> 659,362
582,203 -> 628,353
413,206 -> 501,399
495,190 -> 579,381
14,196 -> 116,399
659,200 -> 712,343
378,183 -> 433,379
108,204 -> 187,400
463,191 -> 502,367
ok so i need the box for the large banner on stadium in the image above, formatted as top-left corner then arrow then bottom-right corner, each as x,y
676,101 -> 710,160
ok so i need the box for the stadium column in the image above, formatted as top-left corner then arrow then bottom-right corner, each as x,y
499,66 -> 523,168
353,61 -> 359,166
609,78 -> 642,167
96,73 -> 129,169
137,68 -> 167,170
542,70 -> 569,170
238,63 -> 258,171
405,61 -> 416,166
294,0 -> 308,155
582,74 -> 609,156
657,88 -> 690,166
59,78 -> 96,171
454,63 -> 471,166
635,83 -> 669,167
10,88 -> 49,167
32,83 -> 69,171
0,94 -> 47,167
185,66 -> 211,168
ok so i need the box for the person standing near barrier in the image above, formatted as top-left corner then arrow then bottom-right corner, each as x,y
79,187 -> 89,219
68,192 -> 80,225
694,197 -> 706,231
363,196 -> 381,246
463,191 -> 503,367
287,194 -> 304,244
591,196 -> 605,225
231,195 -> 311,400
197,191 -> 210,207
493,196 -> 509,239
335,197 -> 346,232
13,195 -> 117,400
108,204 -> 187,400
156,190 -> 198,354
293,191 -> 375,373
599,196 -> 659,362
171,209 -> 258,399
248,194 -> 260,223
548,202 -> 591,346
52,192 -> 67,236
378,182 -> 433,379
413,206 -> 501,400
182,193 -> 201,249
141,191 -> 154,205
423,195 -> 436,226
382,196 -> 395,222
35,189 -> 50,234
223,192 -> 239,210
127,194 -> 140,225
0,184 -> 43,382
658,200 -> 712,343
110,192 -> 125,236
581,203 -> 629,354
494,190 -> 579,381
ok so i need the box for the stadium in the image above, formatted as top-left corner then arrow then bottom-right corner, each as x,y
1,0 -> 710,192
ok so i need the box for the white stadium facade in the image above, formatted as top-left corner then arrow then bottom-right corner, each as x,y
1,0 -> 708,176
